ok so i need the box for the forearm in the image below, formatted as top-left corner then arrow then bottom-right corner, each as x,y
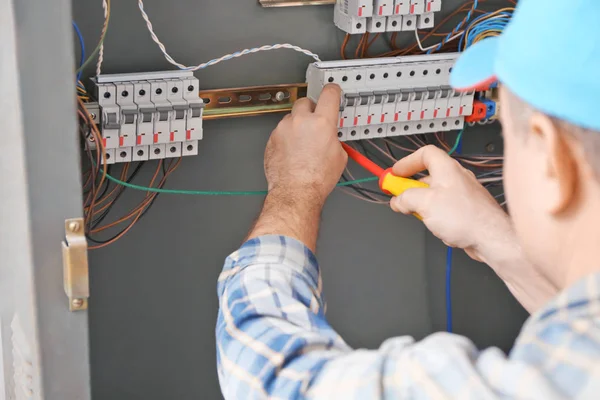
473,216 -> 558,313
246,187 -> 324,253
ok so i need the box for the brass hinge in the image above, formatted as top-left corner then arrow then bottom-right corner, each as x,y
62,218 -> 89,311
199,84 -> 307,120
259,0 -> 334,6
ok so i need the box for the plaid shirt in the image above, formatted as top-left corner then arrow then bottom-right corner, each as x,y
216,235 -> 600,399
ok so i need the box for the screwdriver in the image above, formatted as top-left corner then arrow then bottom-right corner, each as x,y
341,142 -> 429,218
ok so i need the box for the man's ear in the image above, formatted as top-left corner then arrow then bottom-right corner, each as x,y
529,112 -> 578,214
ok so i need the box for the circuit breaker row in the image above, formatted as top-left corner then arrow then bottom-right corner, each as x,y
306,53 -> 474,140
335,0 -> 440,34
95,71 -> 204,164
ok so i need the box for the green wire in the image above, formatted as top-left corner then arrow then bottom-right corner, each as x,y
102,169 -> 378,196
448,129 -> 464,155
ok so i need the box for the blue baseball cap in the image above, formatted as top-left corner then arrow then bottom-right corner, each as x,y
450,0 -> 600,131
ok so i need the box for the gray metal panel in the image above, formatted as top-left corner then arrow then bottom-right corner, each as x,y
71,0 -> 527,399
0,0 -> 91,398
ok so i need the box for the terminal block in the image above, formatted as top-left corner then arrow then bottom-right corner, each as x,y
334,0 -> 440,34
306,53 -> 475,141
95,71 -> 204,164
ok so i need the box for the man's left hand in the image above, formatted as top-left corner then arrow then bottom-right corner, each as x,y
264,84 -> 347,207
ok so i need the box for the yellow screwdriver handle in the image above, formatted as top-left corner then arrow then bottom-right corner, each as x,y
379,169 -> 429,220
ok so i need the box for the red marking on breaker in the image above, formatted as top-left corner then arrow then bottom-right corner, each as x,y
119,137 -> 124,147
381,114 -> 386,123
367,115 -> 372,124
434,109 -> 439,118
394,113 -> 399,122
359,7 -> 363,16
379,5 -> 384,15
420,110 -> 425,120
395,4 -> 400,13
354,117 -> 359,126
153,134 -> 159,144
170,132 -> 175,142
410,4 -> 415,13
102,138 -> 107,148
186,130 -> 192,140
446,108 -> 451,117
427,1 -> 431,11
407,112 -> 412,121
339,118 -> 344,128
459,106 -> 464,116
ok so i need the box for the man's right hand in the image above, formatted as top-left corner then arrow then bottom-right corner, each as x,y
390,145 -> 557,313
390,145 -> 510,262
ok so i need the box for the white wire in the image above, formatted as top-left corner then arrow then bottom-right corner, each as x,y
96,0 -> 108,76
414,29 -> 464,53
137,0 -> 321,71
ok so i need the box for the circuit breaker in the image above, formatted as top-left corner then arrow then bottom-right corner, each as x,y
95,71 -> 205,164
334,0 -> 441,34
306,53 -> 475,141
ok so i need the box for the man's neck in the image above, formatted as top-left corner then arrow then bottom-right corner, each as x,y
562,207 -> 600,288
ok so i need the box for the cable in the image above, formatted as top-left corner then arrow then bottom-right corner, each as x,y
97,0 -> 109,76
446,246 -> 453,333
100,170 -> 379,196
76,0 -> 110,75
72,21 -> 85,82
448,130 -> 464,155
428,0 -> 479,54
137,0 -> 320,71
414,29 -> 464,53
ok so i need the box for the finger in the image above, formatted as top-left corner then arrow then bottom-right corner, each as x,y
390,187 -> 429,216
314,84 -> 342,125
419,175 -> 432,185
292,98 -> 315,117
392,145 -> 458,179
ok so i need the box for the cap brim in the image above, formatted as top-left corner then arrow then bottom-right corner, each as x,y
450,38 -> 499,92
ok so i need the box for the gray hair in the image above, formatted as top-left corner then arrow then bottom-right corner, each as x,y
505,90 -> 600,178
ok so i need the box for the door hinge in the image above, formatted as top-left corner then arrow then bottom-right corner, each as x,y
62,218 -> 89,311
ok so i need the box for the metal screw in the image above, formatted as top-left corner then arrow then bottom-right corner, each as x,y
72,298 -> 84,308
274,91 -> 286,102
68,221 -> 80,232
485,143 -> 496,153
90,113 -> 97,121
89,136 -> 95,142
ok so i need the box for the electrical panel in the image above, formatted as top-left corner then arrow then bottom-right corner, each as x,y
306,53 -> 475,141
334,0 -> 440,34
94,71 -> 205,164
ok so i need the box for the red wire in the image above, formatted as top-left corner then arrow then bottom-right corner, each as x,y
341,143 -> 385,178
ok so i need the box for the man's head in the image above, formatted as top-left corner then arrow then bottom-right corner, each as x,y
499,87 -> 600,288
450,0 -> 600,288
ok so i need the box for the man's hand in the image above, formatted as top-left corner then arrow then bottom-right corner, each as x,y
390,145 -> 557,312
390,145 -> 509,261
264,84 -> 347,205
246,85 -> 347,252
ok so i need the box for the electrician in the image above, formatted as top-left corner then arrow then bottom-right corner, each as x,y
216,0 -> 600,398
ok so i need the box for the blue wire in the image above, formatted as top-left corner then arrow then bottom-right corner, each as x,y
446,247 -> 453,333
445,129 -> 464,333
428,0 -> 479,54
72,21 -> 85,82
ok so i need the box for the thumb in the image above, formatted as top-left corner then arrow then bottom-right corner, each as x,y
390,188 -> 430,216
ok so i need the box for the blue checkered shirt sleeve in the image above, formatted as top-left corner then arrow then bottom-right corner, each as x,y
216,235 -> 600,399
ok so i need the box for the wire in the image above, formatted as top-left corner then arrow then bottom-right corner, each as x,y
137,0 -> 320,70
72,21 -> 85,82
76,0 -> 110,75
100,169 -> 379,196
97,0 -> 109,76
448,130 -> 464,155
446,246 -> 453,333
428,0 -> 479,54
414,29 -> 464,53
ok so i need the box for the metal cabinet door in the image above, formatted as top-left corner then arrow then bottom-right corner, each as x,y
0,0 -> 91,398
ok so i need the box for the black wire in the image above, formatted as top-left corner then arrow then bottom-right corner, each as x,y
91,162 -> 146,229
87,160 -> 176,245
